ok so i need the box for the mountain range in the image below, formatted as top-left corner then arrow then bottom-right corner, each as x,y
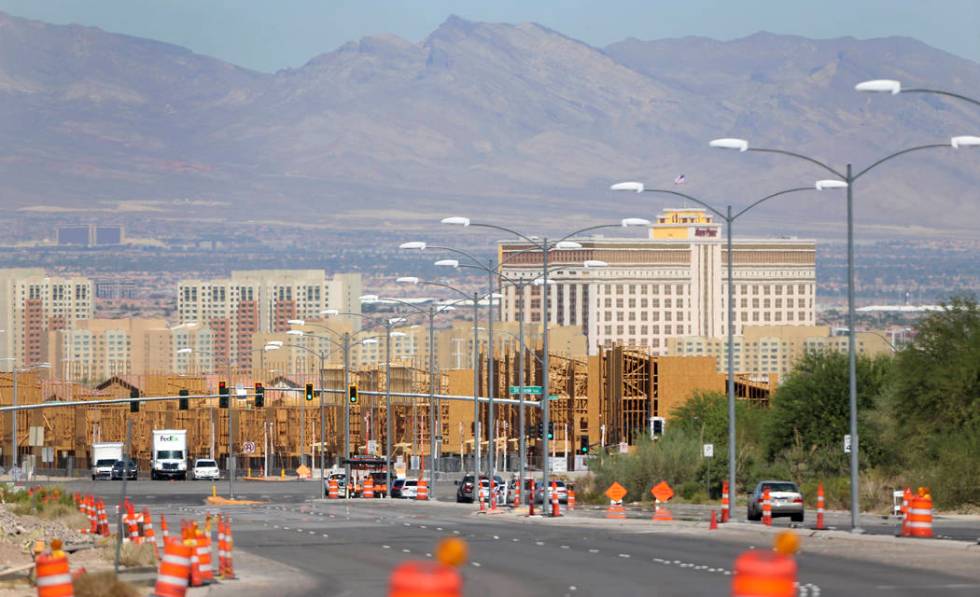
2,11 -> 979,237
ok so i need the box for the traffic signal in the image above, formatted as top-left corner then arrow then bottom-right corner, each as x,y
535,422 -> 543,438
254,383 -> 264,408
547,422 -> 554,440
579,436 -> 589,454
178,389 -> 189,411
305,383 -> 314,401
348,384 -> 358,404
218,381 -> 229,409
651,416 -> 665,437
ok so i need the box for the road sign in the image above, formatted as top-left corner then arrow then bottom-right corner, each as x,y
703,443 -> 714,458
242,441 -> 256,454
235,385 -> 247,397
618,441 -> 629,454
367,440 -> 377,454
509,385 -> 542,395
548,395 -> 560,400
651,481 -> 674,503
843,434 -> 852,454
605,482 -> 627,502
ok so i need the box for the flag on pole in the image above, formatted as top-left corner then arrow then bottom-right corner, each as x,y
674,174 -> 687,185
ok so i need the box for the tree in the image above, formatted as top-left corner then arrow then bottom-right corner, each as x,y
764,350 -> 891,472
888,295 -> 980,447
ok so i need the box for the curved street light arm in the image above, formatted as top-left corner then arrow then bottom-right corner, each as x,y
748,148 -> 846,180
853,143 -> 952,181
732,186 -> 815,220
469,222 -> 545,250
639,189 -> 726,220
426,245 -> 489,271
419,279 -> 478,302
902,88 -> 980,108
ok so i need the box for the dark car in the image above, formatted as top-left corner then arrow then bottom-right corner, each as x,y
455,474 -> 506,503
111,459 -> 138,481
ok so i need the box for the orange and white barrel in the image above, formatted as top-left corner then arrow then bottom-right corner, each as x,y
908,495 -> 933,538
416,479 -> 429,501
154,540 -> 192,597
721,480 -> 730,523
762,488 -> 773,527
35,552 -> 74,597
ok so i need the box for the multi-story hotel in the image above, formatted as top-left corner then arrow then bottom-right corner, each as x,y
499,208 -> 816,355
177,270 -> 362,372
667,325 -> 894,381
47,318 -> 215,382
0,268 -> 94,368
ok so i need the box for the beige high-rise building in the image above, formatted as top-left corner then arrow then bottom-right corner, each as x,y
177,270 -> 362,373
667,325 -> 894,380
48,319 -> 215,382
499,208 -> 816,355
0,268 -> 94,368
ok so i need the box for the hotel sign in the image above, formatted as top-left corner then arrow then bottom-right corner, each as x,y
693,227 -> 718,238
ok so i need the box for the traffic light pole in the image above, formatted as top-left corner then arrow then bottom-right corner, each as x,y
228,400 -> 235,499
343,332 -> 351,498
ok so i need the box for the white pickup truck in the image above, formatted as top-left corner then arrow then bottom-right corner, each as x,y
151,430 -> 187,480
91,442 -> 124,480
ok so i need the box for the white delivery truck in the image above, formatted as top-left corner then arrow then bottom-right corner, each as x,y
151,430 -> 188,480
91,442 -> 124,480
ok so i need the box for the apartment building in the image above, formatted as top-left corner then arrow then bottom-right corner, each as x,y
667,325 -> 894,380
47,319 -> 215,381
177,270 -> 362,373
499,208 -> 816,355
0,269 -> 94,368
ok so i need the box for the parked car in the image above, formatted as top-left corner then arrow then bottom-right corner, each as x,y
191,459 -> 220,480
455,474 -> 506,503
534,480 -> 568,505
398,479 -> 419,499
324,472 -> 348,496
110,459 -> 138,481
747,480 -> 804,522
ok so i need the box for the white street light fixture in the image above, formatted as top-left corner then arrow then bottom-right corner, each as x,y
951,135 -> 980,149
287,319 -> 305,326
266,340 -> 284,347
390,332 -> 409,338
360,294 -> 380,303
554,241 -> 583,250
532,277 -> 556,286
816,179 -> 849,190
855,79 -> 901,94
583,260 -> 608,268
399,241 -> 427,250
622,217 -> 652,227
362,338 -> 379,345
320,309 -> 339,316
436,304 -> 456,313
441,216 -> 470,226
709,138 -> 750,152
176,348 -> 193,354
396,277 -> 420,285
388,317 -> 407,325
263,344 -> 281,352
434,259 -> 459,268
610,181 -> 644,193
286,330 -> 306,336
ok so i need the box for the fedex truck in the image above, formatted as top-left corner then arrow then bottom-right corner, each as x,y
151,430 -> 188,480
91,442 -> 124,480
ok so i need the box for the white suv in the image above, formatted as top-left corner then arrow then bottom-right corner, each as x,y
192,459 -> 220,481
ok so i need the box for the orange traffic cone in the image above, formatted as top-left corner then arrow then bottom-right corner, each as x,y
815,482 -> 826,531
710,510 -> 718,530
721,480 -> 731,523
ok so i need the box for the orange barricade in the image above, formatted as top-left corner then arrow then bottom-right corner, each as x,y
710,510 -> 718,530
908,494 -> 933,538
550,481 -> 560,517
721,480 -> 730,523
143,508 -> 159,560
221,518 -> 236,579
567,487 -> 576,511
731,550 -> 797,597
606,500 -> 626,520
154,539 -> 192,597
389,561 -> 461,597
416,478 -> 429,501
762,487 -> 772,527
35,551 -> 74,597
195,527 -> 214,583
363,477 -> 375,499
815,482 -> 825,530
653,503 -> 673,522
328,478 -> 339,500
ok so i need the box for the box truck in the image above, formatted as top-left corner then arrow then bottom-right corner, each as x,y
91,442 -> 124,480
151,430 -> 188,480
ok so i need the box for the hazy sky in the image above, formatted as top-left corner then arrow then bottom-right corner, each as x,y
2,0 -> 978,72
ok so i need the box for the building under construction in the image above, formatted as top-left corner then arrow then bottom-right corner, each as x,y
0,347 -> 772,473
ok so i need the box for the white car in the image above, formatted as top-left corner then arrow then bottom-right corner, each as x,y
192,459 -> 220,481
400,479 -> 419,499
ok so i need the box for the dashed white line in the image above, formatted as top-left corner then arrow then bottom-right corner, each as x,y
560,545 -> 570,550
588,548 -> 599,554
382,545 -> 391,549
618,553 -> 631,559
536,541 -> 545,546
402,549 -> 411,553
471,562 -> 482,568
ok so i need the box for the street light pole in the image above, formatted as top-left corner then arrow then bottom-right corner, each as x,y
540,237 -> 550,496
385,323 -> 392,499
12,366 -> 17,469
318,350 -> 326,496
709,134 -> 980,530
343,332 -> 351,497
427,305 -> 437,496
472,292 -> 481,476
487,259 -> 496,476
517,288 -> 526,501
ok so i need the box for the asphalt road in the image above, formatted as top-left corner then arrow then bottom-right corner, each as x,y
53,480 -> 980,596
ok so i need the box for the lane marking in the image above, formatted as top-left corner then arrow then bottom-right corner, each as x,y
618,554 -> 631,558
472,562 -> 482,568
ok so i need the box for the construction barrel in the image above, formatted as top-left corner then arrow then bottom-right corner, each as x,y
389,561 -> 461,597
154,539 -> 192,597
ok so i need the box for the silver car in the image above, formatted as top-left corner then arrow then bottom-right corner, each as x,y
747,480 -> 804,522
